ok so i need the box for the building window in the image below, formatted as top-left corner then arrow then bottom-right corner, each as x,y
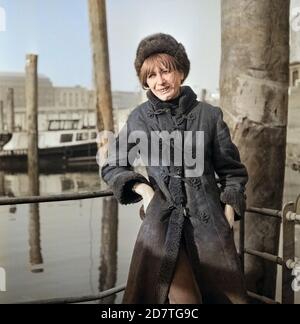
293,70 -> 299,87
69,93 -> 73,106
75,94 -> 78,107
60,134 -> 73,143
91,132 -> 97,139
76,132 -> 89,141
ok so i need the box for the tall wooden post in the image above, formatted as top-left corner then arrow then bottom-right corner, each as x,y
88,0 -> 114,134
0,101 -> 4,132
88,0 -> 119,299
6,88 -> 15,132
220,0 -> 290,299
26,54 -> 39,196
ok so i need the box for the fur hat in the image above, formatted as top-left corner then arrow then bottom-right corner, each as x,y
134,33 -> 190,81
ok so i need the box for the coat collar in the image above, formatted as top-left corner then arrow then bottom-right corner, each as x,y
146,86 -> 198,117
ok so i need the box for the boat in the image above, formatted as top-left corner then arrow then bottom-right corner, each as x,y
0,119 -> 99,172
0,133 -> 12,149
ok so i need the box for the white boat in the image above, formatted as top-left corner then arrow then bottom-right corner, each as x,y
0,119 -> 99,172
0,133 -> 12,149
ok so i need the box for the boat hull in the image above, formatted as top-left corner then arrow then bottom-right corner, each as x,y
0,142 -> 99,173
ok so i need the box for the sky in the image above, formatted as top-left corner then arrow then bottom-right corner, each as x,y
0,0 -> 299,92
0,0 -> 221,92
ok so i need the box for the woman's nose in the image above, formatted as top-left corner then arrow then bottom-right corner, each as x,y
156,73 -> 165,84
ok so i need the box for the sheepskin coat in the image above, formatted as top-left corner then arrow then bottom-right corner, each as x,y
101,86 -> 249,304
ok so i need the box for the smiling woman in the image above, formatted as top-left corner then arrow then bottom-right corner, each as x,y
140,54 -> 184,101
101,33 -> 249,304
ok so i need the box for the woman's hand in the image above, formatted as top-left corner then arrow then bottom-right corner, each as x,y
133,183 -> 155,212
224,204 -> 235,229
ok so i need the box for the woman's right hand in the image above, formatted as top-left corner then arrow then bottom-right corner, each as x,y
133,183 -> 155,212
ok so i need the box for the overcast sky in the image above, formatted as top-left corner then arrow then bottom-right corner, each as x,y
0,0 -> 299,92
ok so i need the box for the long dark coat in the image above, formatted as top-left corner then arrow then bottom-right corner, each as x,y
101,86 -> 249,304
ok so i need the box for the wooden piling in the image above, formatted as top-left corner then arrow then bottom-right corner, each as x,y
0,101 -> 4,132
6,88 -> 15,132
220,0 -> 290,299
88,0 -> 119,301
26,54 -> 39,196
88,0 -> 114,135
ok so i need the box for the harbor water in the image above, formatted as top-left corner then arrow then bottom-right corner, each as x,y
0,167 -> 299,304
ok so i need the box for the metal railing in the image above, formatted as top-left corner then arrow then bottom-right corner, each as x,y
0,190 -> 299,304
0,190 -> 113,206
240,196 -> 300,304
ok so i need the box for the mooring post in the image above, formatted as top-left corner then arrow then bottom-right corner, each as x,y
26,54 -> 40,196
88,0 -> 118,302
25,54 -> 43,272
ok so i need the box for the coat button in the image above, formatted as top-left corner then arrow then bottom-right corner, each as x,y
190,178 -> 201,189
147,110 -> 155,119
175,168 -> 182,176
168,205 -> 175,211
200,211 -> 210,224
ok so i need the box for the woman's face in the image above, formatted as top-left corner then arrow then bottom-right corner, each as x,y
146,65 -> 184,101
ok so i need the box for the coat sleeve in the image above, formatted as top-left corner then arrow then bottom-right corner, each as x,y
212,107 -> 248,221
100,111 -> 151,205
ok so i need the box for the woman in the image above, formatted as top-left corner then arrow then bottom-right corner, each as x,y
101,33 -> 249,304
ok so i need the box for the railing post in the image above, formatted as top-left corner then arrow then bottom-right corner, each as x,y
282,201 -> 295,304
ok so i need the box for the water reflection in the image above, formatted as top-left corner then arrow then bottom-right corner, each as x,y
0,171 -> 123,304
29,203 -> 43,273
99,197 -> 118,304
2,172 -> 101,196
0,167 -> 298,304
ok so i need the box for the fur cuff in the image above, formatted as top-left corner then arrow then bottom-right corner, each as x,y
112,172 -> 151,205
220,189 -> 246,221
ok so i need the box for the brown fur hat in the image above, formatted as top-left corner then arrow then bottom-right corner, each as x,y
134,33 -> 190,81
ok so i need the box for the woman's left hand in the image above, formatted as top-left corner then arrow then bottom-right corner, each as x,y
224,204 -> 235,229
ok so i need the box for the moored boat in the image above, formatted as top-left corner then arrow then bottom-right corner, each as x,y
0,119 -> 99,172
